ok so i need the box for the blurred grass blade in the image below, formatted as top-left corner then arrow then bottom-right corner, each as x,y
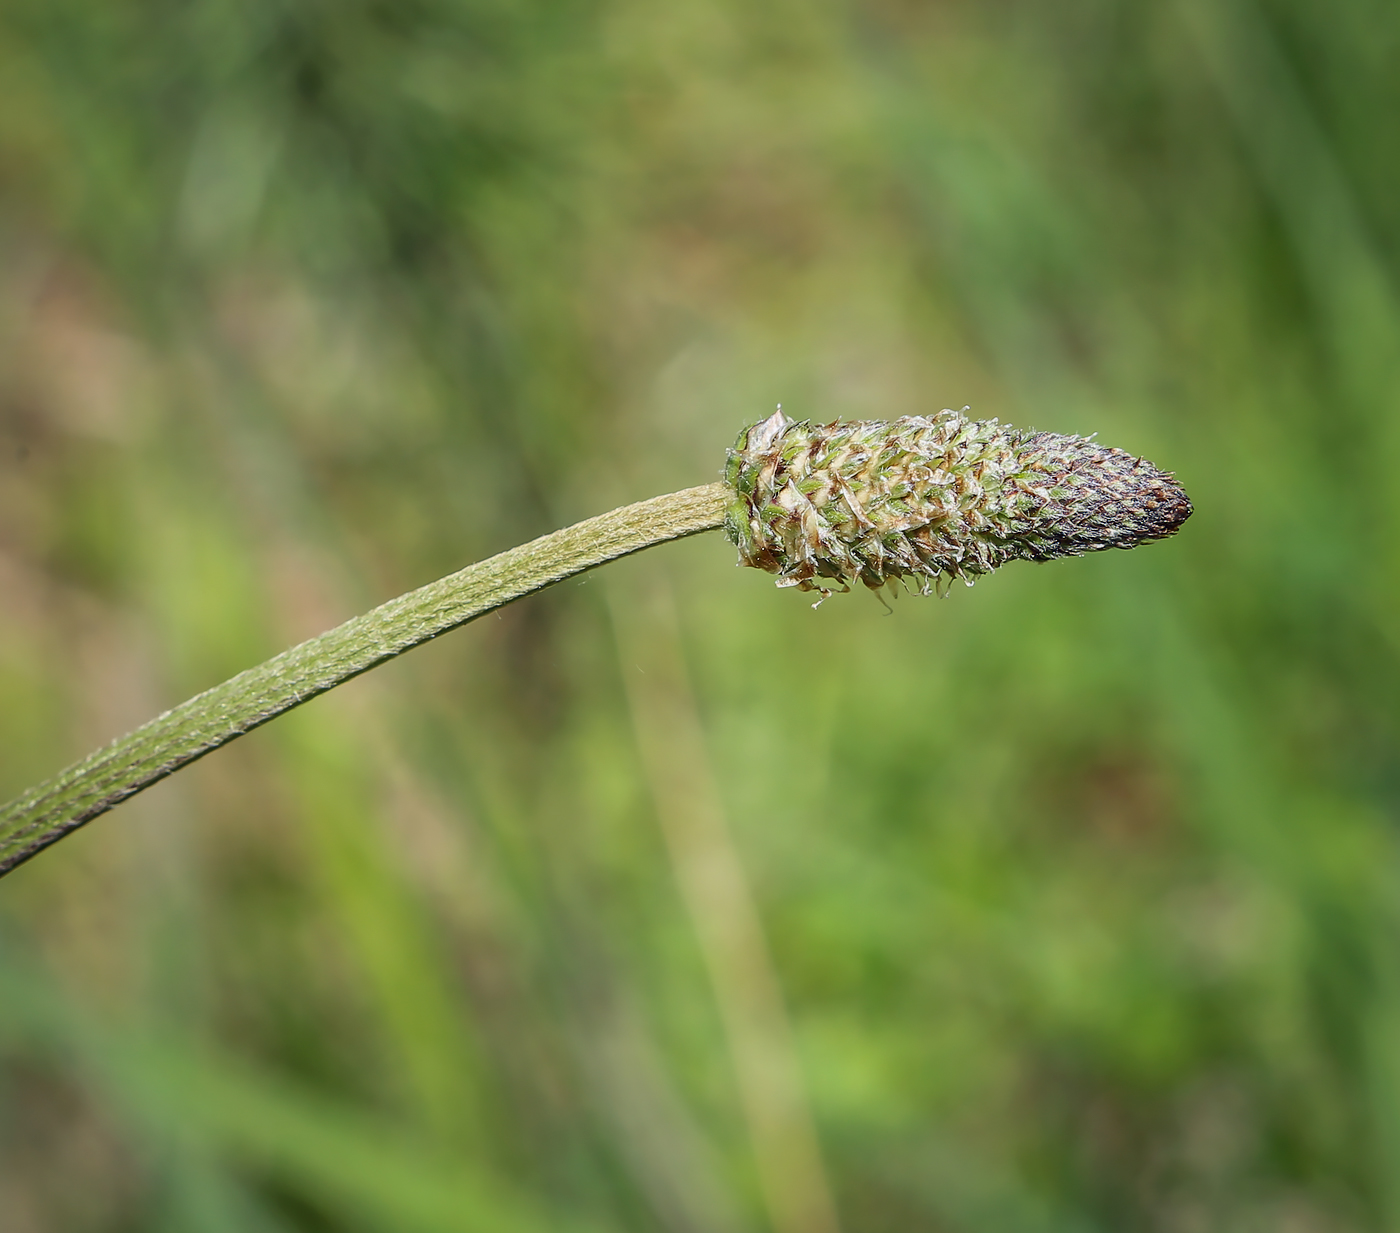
609,573 -> 842,1233
0,956 -> 606,1233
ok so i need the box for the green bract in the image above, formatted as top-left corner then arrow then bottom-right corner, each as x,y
723,408 -> 1192,599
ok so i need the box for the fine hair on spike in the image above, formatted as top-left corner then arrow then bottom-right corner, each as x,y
722,408 -> 1192,598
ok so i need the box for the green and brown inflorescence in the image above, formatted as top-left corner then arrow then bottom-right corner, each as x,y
723,408 -> 1192,598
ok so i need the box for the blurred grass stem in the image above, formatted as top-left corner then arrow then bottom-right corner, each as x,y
611,578 -> 843,1233
0,483 -> 729,877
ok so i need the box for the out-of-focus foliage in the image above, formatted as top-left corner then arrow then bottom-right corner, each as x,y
1,0 -> 1398,1229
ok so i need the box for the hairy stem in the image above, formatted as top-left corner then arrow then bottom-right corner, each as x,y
0,483 -> 729,878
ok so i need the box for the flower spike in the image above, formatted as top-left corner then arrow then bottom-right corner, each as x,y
723,407 -> 1191,598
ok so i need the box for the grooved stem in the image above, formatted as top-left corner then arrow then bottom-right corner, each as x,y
0,483 -> 730,878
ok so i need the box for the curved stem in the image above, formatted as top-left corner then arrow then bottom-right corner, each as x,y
0,483 -> 730,878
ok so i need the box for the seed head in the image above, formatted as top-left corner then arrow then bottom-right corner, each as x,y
723,407 -> 1192,599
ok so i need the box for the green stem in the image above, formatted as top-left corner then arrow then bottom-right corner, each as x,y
0,483 -> 730,878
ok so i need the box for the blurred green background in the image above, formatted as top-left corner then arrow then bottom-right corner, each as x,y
1,1 -> 1397,1229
